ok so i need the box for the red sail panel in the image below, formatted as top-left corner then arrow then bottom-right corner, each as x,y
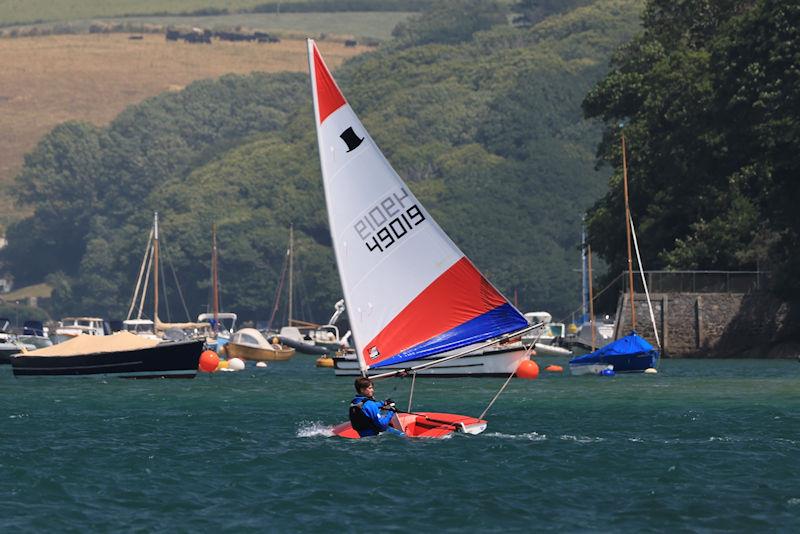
362,257 -> 507,367
312,44 -> 346,125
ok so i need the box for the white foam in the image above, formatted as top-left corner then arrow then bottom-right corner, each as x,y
560,434 -> 605,443
296,421 -> 335,438
485,432 -> 547,441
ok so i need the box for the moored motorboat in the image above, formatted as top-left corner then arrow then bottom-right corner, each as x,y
0,318 -> 36,364
54,317 -> 109,342
10,331 -> 203,378
222,328 -> 295,362
276,326 -> 329,355
18,320 -> 53,349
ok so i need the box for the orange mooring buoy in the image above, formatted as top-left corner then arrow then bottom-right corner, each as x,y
545,364 -> 564,373
198,350 -> 220,372
515,359 -> 540,379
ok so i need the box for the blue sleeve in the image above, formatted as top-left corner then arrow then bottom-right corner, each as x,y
362,400 -> 393,431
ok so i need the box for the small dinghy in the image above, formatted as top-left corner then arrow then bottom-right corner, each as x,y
308,40 -> 537,438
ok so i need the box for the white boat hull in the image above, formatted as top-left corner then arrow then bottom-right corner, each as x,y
333,343 -> 529,377
569,363 -> 612,376
533,342 -> 572,357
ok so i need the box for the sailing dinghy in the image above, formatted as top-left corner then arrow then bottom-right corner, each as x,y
307,40 -> 535,438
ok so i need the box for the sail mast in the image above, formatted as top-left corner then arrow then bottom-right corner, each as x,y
621,131 -> 636,330
588,244 -> 596,350
288,224 -> 293,327
580,224 -> 588,323
153,212 -> 160,324
212,222 -> 219,332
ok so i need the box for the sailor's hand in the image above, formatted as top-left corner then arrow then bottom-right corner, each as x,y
382,398 -> 396,410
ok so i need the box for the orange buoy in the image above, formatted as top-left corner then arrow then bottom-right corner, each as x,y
516,359 -> 539,379
199,350 -> 220,372
545,364 -> 564,373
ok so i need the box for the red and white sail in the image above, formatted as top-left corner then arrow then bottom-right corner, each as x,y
307,40 -> 527,374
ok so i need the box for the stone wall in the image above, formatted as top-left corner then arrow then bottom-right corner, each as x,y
613,291 -> 800,358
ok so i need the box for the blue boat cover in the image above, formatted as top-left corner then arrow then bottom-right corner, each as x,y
569,331 -> 659,371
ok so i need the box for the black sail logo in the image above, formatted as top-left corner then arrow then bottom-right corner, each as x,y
340,126 -> 364,152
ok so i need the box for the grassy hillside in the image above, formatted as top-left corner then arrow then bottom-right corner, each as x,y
0,34 -> 367,227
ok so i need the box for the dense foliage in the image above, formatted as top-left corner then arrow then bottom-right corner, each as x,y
583,0 -> 800,300
3,0 -> 644,324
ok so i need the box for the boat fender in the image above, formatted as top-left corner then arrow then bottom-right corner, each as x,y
644,368 -> 658,374
600,368 -> 616,377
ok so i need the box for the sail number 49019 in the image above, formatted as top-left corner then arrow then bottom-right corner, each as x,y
353,188 -> 426,253
363,205 -> 425,252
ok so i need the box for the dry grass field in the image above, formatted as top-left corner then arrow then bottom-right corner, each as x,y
0,33 -> 367,226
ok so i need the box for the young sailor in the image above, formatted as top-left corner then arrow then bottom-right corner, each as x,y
349,377 -> 400,437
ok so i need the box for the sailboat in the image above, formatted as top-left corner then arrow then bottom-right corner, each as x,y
569,131 -> 661,375
307,40 -> 535,437
197,223 -> 237,353
11,213 -> 204,378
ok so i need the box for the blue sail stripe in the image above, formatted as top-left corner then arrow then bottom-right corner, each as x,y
372,303 -> 528,369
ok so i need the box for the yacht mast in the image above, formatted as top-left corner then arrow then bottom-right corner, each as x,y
288,224 -> 293,327
621,132 -> 636,330
153,212 -> 160,324
212,222 -> 219,332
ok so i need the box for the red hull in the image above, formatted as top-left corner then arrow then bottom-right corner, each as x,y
333,412 -> 487,439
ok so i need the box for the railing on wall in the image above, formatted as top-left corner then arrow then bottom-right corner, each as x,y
626,271 -> 769,294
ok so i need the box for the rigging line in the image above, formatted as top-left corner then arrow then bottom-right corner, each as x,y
556,271 -> 625,325
629,213 -> 661,351
161,239 -> 192,322
127,228 -> 153,321
268,248 -> 290,330
407,371 -> 416,413
479,368 -> 517,420
138,243 -> 154,320
159,240 -> 171,322
216,236 -> 224,313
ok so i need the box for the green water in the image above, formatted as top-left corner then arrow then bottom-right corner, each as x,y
2,357 -> 799,532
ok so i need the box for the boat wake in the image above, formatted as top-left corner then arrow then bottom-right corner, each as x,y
296,421 -> 334,438
560,434 -> 605,443
485,431 -> 547,441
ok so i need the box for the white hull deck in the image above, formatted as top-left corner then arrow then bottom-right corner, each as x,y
333,343 -> 530,377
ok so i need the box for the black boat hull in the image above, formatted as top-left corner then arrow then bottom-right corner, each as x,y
10,340 -> 203,378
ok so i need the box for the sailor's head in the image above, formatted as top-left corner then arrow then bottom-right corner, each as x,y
355,376 -> 374,395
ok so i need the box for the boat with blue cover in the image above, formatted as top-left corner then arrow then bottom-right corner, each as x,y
569,129 -> 662,376
569,331 -> 659,375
